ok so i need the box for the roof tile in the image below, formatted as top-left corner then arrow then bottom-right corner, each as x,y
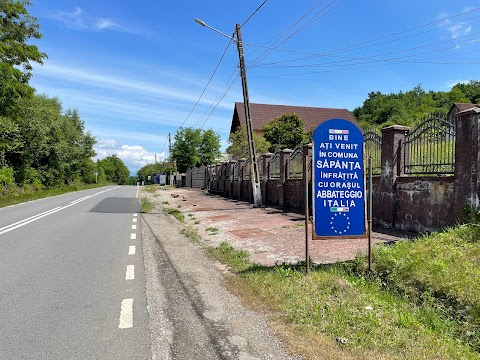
234,102 -> 356,132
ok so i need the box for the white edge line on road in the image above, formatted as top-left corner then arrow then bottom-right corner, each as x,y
119,299 -> 133,329
0,186 -> 122,236
128,246 -> 136,255
125,265 -> 135,280
132,224 -> 137,230
0,206 -> 62,232
130,233 -> 136,240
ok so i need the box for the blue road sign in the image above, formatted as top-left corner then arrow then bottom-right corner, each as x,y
312,118 -> 366,237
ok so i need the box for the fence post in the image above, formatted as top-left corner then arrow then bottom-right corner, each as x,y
378,125 -> 410,228
303,144 -> 313,213
237,158 -> 245,200
280,149 -> 293,207
261,153 -> 272,205
453,109 -> 480,220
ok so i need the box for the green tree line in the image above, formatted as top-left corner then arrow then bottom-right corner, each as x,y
353,82 -> 480,129
1,0 -> 130,194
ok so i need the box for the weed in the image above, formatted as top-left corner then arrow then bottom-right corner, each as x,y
144,185 -> 157,193
206,227 -> 219,235
181,226 -> 202,243
194,220 -> 200,225
161,201 -> 170,205
163,207 -> 185,223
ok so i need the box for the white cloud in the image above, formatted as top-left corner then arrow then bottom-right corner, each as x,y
96,139 -> 117,149
37,63 -> 233,111
94,140 -> 166,174
444,79 -> 470,89
49,7 -> 133,34
438,9 -> 475,39
51,6 -> 86,30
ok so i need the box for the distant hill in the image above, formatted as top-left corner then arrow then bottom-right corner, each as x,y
353,80 -> 480,129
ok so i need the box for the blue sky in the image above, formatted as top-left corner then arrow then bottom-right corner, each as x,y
27,1 -> 479,175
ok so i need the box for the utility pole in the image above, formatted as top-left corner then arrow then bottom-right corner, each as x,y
154,153 -> 157,184
235,23 -> 262,208
168,133 -> 172,186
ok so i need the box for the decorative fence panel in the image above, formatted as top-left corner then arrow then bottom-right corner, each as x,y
404,114 -> 456,175
288,145 -> 304,179
363,127 -> 382,175
270,153 -> 281,179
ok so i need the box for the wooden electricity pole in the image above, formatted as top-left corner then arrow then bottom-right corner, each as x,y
235,23 -> 262,208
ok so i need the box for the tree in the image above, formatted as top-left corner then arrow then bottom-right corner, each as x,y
452,81 -> 480,104
352,83 -> 478,129
0,0 -> 47,116
263,113 -> 307,153
97,155 -> 130,184
226,124 -> 271,159
199,129 -> 221,166
170,127 -> 221,172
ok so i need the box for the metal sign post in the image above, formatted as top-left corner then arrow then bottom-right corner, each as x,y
368,156 -> 373,270
312,118 -> 366,239
304,147 -> 310,274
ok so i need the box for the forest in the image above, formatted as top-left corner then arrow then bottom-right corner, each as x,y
353,81 -> 480,129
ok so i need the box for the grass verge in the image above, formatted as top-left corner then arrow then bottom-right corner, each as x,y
140,197 -> 154,213
0,183 -> 107,208
207,237 -> 480,360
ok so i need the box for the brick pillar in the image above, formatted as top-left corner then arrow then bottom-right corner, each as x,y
228,160 -> 236,198
454,110 -> 480,220
237,158 -> 245,200
303,144 -> 313,213
377,125 -> 410,228
279,149 -> 293,207
261,153 -> 273,205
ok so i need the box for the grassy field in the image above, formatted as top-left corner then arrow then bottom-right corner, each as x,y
207,223 -> 480,360
0,183 -> 109,208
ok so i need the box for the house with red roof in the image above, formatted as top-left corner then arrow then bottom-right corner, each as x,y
230,102 -> 356,137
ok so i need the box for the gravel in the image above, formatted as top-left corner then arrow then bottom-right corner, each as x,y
141,199 -> 292,359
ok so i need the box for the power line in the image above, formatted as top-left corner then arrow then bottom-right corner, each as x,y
248,7 -> 480,67
251,33 -> 480,69
248,0 -> 345,65
176,38 -> 234,130
240,0 -> 269,28
192,0 -> 346,129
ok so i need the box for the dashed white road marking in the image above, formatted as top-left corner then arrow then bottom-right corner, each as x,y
133,218 -> 137,223
118,299 -> 133,329
128,246 -> 136,255
125,265 -> 135,280
132,224 -> 137,230
130,233 -> 136,240
133,213 -> 138,217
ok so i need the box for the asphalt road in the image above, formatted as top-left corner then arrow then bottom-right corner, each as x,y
0,186 -> 150,360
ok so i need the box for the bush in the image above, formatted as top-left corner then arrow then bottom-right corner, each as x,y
0,166 -> 15,194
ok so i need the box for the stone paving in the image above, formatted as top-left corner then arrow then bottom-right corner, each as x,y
152,187 -> 415,266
